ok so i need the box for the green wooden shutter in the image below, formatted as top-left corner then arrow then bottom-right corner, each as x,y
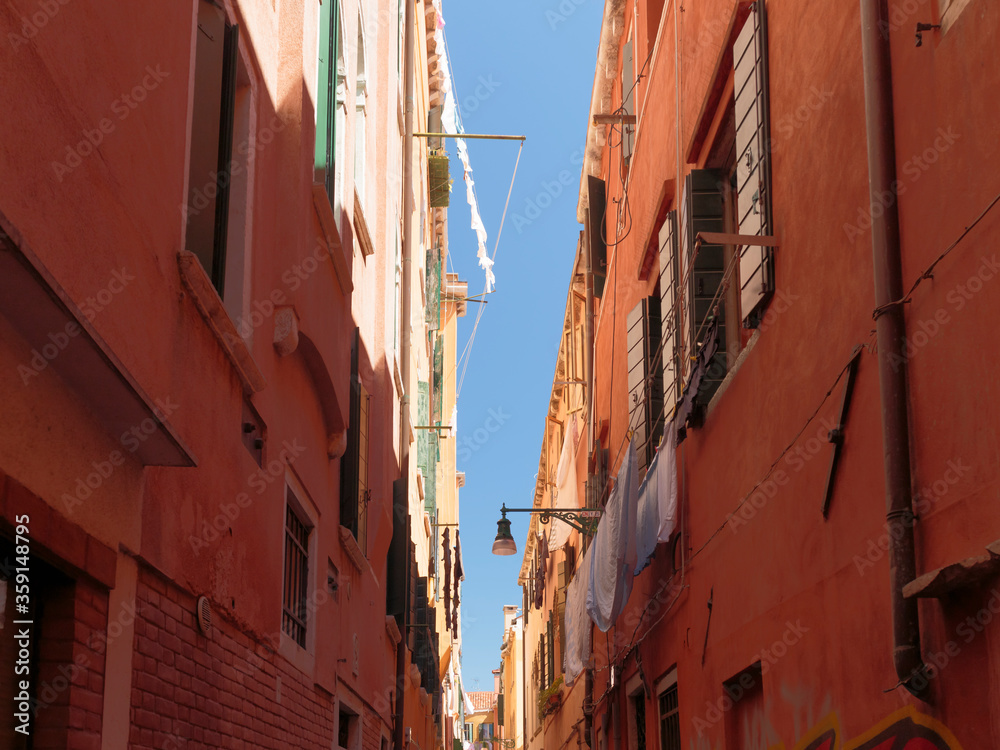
734,0 -> 774,327
315,0 -> 339,198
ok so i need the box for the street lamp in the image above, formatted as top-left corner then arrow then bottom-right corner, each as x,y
491,503 -> 602,556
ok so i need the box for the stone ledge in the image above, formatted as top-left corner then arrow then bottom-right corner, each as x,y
177,252 -> 266,394
385,616 -> 402,646
339,525 -> 368,574
903,539 -> 1000,599
353,191 -> 375,259
311,184 -> 353,294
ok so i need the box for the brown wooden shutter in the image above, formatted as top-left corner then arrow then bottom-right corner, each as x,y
627,297 -> 664,474
658,209 -> 681,416
185,2 -> 238,293
546,616 -> 555,687
587,175 -> 608,297
734,0 -> 774,327
587,176 -> 608,298
682,170 -> 728,405
556,560 -> 568,669
340,327 -> 361,534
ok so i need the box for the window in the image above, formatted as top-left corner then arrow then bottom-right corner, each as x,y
631,693 -> 646,750
354,15 -> 368,211
723,663 -> 763,749
555,547 -> 575,672
658,210 -> 681,415
282,498 -> 310,647
337,703 -> 361,750
657,672 -> 680,750
0,539 -> 80,745
627,296 -> 664,474
340,327 -> 370,554
546,616 -> 555,686
185,0 -> 240,296
680,170 -> 729,409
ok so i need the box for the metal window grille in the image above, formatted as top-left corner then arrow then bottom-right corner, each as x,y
283,503 -> 309,647
658,685 -> 680,750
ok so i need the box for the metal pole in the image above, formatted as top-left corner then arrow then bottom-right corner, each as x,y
412,132 -> 526,141
859,0 -> 929,700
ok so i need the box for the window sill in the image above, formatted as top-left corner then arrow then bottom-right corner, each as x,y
385,615 -> 402,646
311,183 -> 353,295
704,328 -> 760,421
903,538 -> 1000,599
940,0 -> 972,33
177,251 -> 266,394
339,525 -> 369,574
279,630 -> 316,677
353,190 -> 375,258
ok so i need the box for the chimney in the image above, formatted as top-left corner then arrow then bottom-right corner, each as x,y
492,668 -> 501,694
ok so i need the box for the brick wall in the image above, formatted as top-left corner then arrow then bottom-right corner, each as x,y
129,567 -> 341,748
33,576 -> 109,750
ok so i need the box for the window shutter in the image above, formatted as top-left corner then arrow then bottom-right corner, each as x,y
556,560 -> 568,668
658,210 -> 681,415
546,616 -> 555,687
186,2 -> 239,293
213,22 -> 239,292
315,0 -> 337,175
733,0 -> 774,327
340,327 -> 361,534
587,176 -> 608,299
627,297 -> 664,474
682,170 -> 728,406
621,36 -> 636,163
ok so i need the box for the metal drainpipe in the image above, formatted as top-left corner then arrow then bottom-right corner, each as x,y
395,0 -> 416,747
858,0 -> 930,699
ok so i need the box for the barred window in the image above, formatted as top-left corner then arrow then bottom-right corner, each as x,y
282,497 -> 310,647
658,682 -> 680,750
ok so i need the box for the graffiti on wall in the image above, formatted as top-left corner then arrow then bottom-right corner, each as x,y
690,706 -> 963,750
792,706 -> 962,750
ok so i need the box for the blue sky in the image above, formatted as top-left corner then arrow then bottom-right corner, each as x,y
440,0 -> 605,692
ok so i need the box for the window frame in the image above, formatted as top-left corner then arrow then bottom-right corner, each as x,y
656,670 -> 680,750
282,476 -> 319,655
185,0 -> 240,296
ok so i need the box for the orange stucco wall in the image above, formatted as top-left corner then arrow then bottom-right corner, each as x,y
579,0 -> 1000,747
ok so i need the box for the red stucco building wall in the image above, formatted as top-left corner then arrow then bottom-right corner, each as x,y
0,0 -> 441,745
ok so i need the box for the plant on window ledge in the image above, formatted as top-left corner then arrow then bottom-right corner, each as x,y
537,676 -> 564,717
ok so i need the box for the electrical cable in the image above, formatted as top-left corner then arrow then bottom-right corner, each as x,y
872,187 -> 1000,320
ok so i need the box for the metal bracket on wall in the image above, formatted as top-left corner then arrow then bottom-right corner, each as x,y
821,345 -> 863,518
